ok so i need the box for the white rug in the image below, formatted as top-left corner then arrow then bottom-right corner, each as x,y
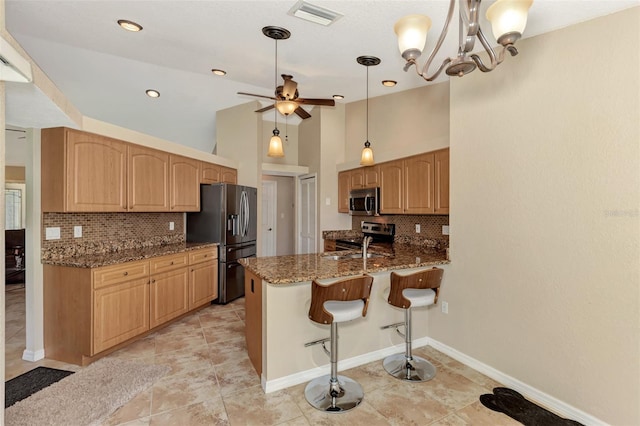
5,358 -> 170,426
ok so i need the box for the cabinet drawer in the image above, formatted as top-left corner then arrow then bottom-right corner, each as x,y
150,253 -> 189,274
93,260 -> 150,289
189,248 -> 218,265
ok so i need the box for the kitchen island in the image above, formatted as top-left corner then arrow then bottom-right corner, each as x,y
240,244 -> 449,393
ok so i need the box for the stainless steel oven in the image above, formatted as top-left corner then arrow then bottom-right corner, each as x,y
349,187 -> 380,216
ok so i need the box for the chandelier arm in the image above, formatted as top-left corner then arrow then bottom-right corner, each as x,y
419,57 -> 454,81
470,27 -> 500,72
462,0 -> 481,53
417,0 -> 456,78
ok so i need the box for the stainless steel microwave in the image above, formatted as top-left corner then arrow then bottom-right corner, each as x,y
349,187 -> 380,216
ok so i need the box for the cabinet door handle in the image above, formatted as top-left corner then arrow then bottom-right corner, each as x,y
170,261 -> 174,265
251,279 -> 254,293
152,279 -> 156,283
123,271 -> 128,276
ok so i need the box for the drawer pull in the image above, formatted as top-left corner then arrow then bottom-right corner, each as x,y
123,272 -> 128,276
170,261 -> 174,265
152,279 -> 156,283
204,254 -> 207,258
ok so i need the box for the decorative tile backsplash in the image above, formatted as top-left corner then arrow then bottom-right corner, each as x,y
351,214 -> 449,245
42,212 -> 185,258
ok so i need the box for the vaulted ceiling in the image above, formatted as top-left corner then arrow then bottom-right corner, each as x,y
5,0 -> 637,153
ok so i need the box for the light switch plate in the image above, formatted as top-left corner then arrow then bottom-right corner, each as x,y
325,197 -> 331,206
442,225 -> 450,235
415,224 -> 421,233
73,226 -> 82,238
169,222 -> 175,231
45,227 -> 61,240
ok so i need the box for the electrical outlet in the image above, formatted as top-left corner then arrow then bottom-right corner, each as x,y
442,225 -> 450,235
169,221 -> 175,231
415,224 -> 421,233
441,301 -> 449,314
73,226 -> 82,238
45,227 -> 61,240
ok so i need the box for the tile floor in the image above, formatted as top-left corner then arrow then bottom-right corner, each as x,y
5,285 -> 520,425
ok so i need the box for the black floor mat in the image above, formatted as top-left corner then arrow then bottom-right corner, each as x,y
480,387 -> 584,426
5,366 -> 74,408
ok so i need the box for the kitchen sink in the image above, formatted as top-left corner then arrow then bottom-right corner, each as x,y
322,252 -> 385,260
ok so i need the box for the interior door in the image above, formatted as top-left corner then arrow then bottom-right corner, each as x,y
261,180 -> 277,256
298,174 -> 317,254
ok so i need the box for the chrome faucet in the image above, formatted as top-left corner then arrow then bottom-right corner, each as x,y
362,236 -> 373,271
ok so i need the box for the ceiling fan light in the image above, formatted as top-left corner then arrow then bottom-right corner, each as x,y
268,131 -> 284,157
276,100 -> 298,116
486,0 -> 533,44
394,14 -> 432,61
360,142 -> 374,166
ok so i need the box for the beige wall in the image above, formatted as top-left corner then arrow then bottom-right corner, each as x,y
344,82 -> 450,166
434,8 -> 639,425
5,165 -> 25,182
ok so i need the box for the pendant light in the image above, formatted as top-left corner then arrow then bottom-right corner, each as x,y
357,56 -> 380,166
264,26 -> 290,158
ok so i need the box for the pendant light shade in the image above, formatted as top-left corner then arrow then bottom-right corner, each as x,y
357,56 -> 381,166
268,129 -> 284,157
486,0 -> 533,45
360,141 -> 374,166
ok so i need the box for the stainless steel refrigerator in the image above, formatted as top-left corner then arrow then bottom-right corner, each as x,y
186,183 -> 257,304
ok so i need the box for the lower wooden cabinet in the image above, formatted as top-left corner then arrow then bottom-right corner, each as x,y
245,270 -> 262,376
93,277 -> 150,354
44,246 -> 218,366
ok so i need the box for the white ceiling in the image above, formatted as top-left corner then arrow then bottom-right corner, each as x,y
5,0 -> 638,153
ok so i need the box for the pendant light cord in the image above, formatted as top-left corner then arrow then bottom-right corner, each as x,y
274,39 -> 278,130
366,65 -> 369,143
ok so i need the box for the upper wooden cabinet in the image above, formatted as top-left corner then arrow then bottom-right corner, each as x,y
42,127 -> 234,213
342,148 -> 450,215
379,160 -> 404,214
220,166 -> 237,184
201,162 -> 221,184
170,155 -> 201,211
434,149 -> 450,214
338,171 -> 351,213
128,146 -> 170,211
42,128 -> 128,212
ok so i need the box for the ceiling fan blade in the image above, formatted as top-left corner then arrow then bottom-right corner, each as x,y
237,92 -> 278,101
296,98 -> 335,106
255,104 -> 275,113
294,107 -> 312,120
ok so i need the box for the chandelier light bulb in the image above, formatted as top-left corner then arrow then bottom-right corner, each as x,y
486,0 -> 533,45
394,14 -> 432,61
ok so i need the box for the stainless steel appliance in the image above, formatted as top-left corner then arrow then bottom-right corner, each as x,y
186,183 -> 257,304
349,187 -> 380,216
335,221 -> 395,250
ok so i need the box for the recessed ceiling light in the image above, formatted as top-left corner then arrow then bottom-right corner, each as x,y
211,69 -> 227,76
117,19 -> 143,32
382,80 -> 397,87
145,89 -> 160,98
333,94 -> 344,100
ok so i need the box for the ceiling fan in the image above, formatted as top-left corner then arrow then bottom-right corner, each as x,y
238,74 -> 335,120
237,26 -> 335,120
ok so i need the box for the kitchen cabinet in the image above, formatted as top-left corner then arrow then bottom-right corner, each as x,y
188,247 -> 218,309
43,246 -> 218,366
42,127 -> 128,212
404,153 -> 435,214
128,145 -> 170,211
434,149 -> 450,214
324,239 -> 336,252
149,253 -> 190,328
170,155 -> 201,211
338,171 -> 351,213
201,162 -> 221,184
245,269 -> 262,375
220,166 -> 238,184
379,160 -> 404,214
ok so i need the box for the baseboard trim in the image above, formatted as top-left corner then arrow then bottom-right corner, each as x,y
22,348 -> 45,362
263,341 -> 410,393
426,338 -> 607,426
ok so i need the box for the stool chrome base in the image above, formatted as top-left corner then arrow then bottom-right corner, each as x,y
304,374 -> 364,412
382,353 -> 437,382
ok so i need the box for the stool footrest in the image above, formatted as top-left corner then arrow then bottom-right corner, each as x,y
304,337 -> 331,347
381,322 -> 406,339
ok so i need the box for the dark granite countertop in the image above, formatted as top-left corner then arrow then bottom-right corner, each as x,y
42,242 -> 218,268
240,243 -> 449,285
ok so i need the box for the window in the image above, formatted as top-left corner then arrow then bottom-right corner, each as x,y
5,183 -> 26,230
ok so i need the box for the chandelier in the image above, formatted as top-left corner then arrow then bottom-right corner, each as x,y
394,0 -> 533,80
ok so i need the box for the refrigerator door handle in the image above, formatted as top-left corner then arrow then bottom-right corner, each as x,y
240,190 -> 249,237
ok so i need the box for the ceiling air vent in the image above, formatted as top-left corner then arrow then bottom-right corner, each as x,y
288,1 -> 343,26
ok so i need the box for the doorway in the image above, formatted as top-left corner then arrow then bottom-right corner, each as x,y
261,180 -> 277,257
261,175 -> 296,256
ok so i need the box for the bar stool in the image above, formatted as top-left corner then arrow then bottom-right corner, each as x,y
304,274 -> 374,412
381,267 -> 443,382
